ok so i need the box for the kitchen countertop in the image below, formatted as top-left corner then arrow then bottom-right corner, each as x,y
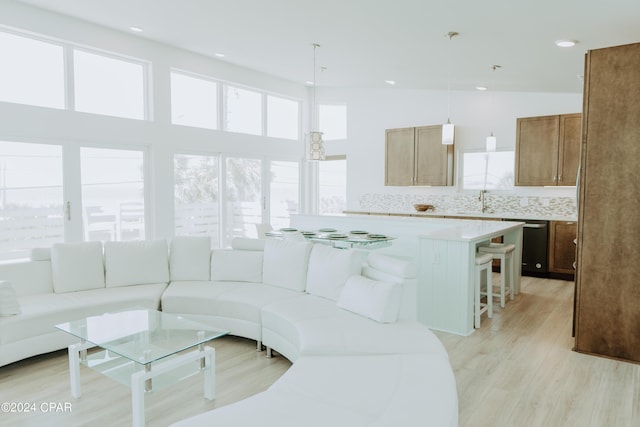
344,210 -> 577,222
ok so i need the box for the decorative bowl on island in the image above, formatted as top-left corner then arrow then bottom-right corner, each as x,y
414,204 -> 434,212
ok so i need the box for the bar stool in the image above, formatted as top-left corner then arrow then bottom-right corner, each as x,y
474,252 -> 493,328
478,242 -> 516,308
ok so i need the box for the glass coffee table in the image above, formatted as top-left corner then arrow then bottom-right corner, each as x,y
55,308 -> 228,427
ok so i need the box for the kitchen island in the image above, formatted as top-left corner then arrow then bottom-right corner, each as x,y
291,214 -> 523,336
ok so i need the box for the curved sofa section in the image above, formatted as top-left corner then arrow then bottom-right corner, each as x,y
0,236 -> 458,426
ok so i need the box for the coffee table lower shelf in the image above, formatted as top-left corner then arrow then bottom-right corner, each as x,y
68,341 -> 215,427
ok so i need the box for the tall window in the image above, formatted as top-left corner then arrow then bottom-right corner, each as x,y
462,151 -> 514,190
81,148 -> 145,241
0,141 -> 64,261
74,50 -> 146,120
224,85 -> 262,135
267,95 -> 299,140
224,157 -> 262,242
319,104 -> 347,141
174,154 -> 220,246
0,31 -> 64,109
171,71 -> 218,129
319,158 -> 347,214
269,161 -> 299,230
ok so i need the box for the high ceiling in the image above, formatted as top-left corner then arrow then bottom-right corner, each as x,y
14,0 -> 640,93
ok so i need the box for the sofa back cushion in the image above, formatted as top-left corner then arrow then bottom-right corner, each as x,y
104,240 -> 169,287
51,241 -> 105,293
211,249 -> 263,283
305,245 -> 363,301
0,281 -> 21,316
170,236 -> 211,281
337,275 -> 402,323
0,260 -> 53,296
262,239 -> 313,292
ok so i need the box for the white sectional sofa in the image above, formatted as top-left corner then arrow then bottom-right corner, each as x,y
0,236 -> 458,426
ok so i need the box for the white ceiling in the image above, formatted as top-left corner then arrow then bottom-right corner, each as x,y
14,0 -> 640,93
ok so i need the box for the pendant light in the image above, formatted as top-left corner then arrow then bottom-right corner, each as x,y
442,31 -> 458,145
307,43 -> 325,161
486,65 -> 501,152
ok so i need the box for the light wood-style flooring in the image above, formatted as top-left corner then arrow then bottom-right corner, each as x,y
1,276 -> 638,426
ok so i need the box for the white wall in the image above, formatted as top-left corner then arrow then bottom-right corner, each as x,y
317,87 -> 582,211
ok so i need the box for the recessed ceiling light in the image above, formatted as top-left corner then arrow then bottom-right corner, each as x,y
129,26 -> 143,32
215,53 -> 225,58
555,39 -> 577,47
385,80 -> 396,85
476,86 -> 488,91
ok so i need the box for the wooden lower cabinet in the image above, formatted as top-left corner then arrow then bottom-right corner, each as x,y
549,221 -> 577,275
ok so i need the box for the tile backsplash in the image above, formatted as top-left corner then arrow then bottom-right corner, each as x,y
359,192 -> 577,221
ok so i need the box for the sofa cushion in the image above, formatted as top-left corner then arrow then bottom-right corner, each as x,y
337,275 -> 402,323
170,236 -> 211,281
262,239 -> 313,292
367,253 -> 416,279
306,245 -> 363,301
104,240 -> 170,287
0,281 -> 20,316
211,250 -> 263,283
51,241 -> 105,293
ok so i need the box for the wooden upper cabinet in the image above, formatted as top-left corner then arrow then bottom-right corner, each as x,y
557,113 -> 582,186
385,127 -> 415,186
515,113 -> 581,186
415,125 -> 454,186
385,125 -> 454,186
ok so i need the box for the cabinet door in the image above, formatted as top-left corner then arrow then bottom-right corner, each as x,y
414,125 -> 454,186
548,221 -> 577,274
557,113 -> 582,186
515,115 -> 560,186
385,127 -> 415,186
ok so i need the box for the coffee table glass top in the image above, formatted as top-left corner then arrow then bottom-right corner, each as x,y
55,308 -> 228,365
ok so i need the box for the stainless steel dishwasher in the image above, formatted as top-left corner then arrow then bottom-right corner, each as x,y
507,219 -> 549,276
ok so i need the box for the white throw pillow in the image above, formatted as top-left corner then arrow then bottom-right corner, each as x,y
170,236 -> 211,281
306,245 -> 363,301
51,241 -> 105,293
262,239 -> 313,292
0,281 -> 21,316
337,275 -> 402,323
104,240 -> 170,287
211,250 -> 263,283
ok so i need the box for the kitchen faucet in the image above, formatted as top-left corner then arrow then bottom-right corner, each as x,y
479,190 -> 487,213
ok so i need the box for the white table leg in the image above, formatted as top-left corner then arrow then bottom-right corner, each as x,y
131,370 -> 146,427
203,347 -> 215,400
68,341 -> 93,399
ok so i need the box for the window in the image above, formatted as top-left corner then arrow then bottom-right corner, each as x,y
171,72 -> 218,129
462,151 -> 514,190
224,85 -> 262,135
73,50 -> 146,120
269,161 -> 299,230
319,158 -> 347,214
0,31 -> 64,109
224,157 -> 262,242
0,141 -> 64,261
174,154 -> 220,246
267,95 -> 299,140
80,148 -> 145,241
319,104 -> 347,141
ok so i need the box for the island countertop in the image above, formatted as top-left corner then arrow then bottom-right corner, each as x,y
418,219 -> 525,242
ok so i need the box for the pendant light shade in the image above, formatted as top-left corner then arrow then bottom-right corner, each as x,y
442,120 -> 455,145
486,133 -> 497,152
307,43 -> 325,161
